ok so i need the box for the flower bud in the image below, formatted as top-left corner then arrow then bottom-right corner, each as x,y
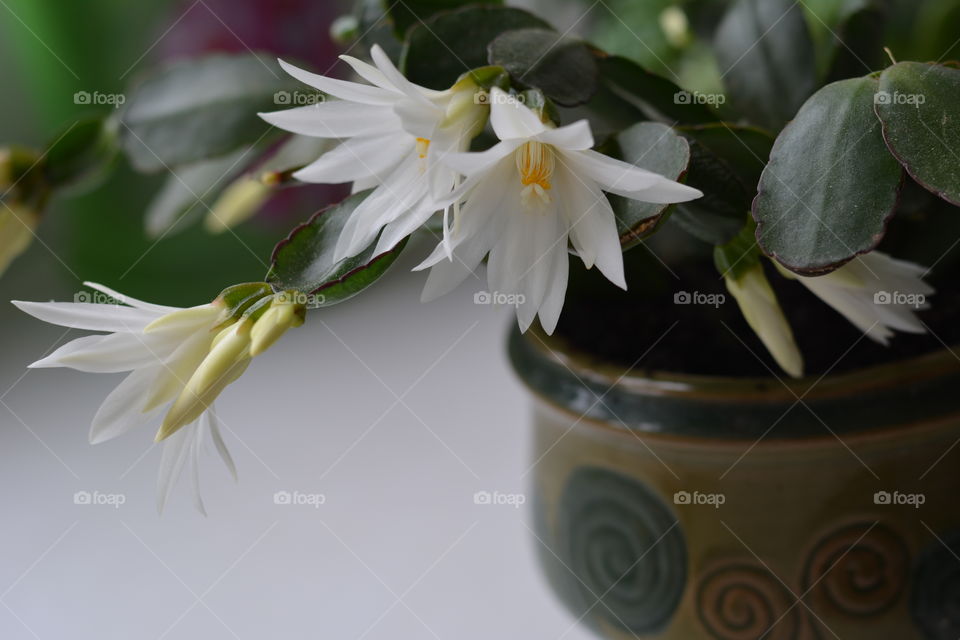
0,203 -> 39,277
725,263 -> 804,378
204,178 -> 272,234
249,293 -> 306,357
157,319 -> 253,440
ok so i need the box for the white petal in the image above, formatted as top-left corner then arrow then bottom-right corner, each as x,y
564,149 -> 703,203
293,133 -> 412,184
489,88 -> 546,140
208,407 -> 237,481
339,53 -> 396,91
558,167 -> 626,289
277,59 -> 396,105
89,365 -> 167,444
156,421 -> 197,513
191,415 -> 207,516
141,329 -> 216,413
441,141 -> 520,179
12,300 -> 162,333
393,98 -> 445,140
334,160 -> 427,261
375,199 -> 439,254
418,167 -> 513,300
537,120 -> 594,151
82,282 -> 177,313
260,102 -> 401,138
369,45 -> 437,109
143,304 -> 219,335
538,235 -> 570,335
29,332 -> 173,373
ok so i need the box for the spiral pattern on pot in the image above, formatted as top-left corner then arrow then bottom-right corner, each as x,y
696,563 -> 805,640
911,531 -> 960,640
556,467 -> 687,634
803,521 -> 908,617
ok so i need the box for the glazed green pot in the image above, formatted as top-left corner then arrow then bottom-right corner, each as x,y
509,326 -> 960,640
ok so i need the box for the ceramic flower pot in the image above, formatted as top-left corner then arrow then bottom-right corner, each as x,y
509,326 -> 960,640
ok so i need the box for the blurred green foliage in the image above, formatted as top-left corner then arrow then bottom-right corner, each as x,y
0,0 -> 284,305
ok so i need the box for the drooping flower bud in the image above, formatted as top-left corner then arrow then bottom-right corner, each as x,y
157,318 -> 253,440
725,263 -> 804,378
250,292 -> 307,357
0,203 -> 39,277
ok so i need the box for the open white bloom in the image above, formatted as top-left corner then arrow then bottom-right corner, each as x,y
13,283 -> 304,512
780,251 -> 934,345
0,203 -> 38,277
259,45 -> 488,261
725,263 -> 803,378
416,88 -> 703,334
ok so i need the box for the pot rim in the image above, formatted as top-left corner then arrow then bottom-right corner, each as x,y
522,325 -> 960,403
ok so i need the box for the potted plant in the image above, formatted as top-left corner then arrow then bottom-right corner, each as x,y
2,0 -> 958,637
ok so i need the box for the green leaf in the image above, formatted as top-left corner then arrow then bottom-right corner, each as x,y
119,53 -> 297,173
266,190 -> 405,306
596,55 -> 720,125
671,141 -> 752,245
385,0 -> 502,40
677,122 -> 774,191
43,117 -> 119,193
876,62 -> 960,207
714,0 -> 817,130
401,6 -> 549,90
753,76 -> 902,274
488,28 -> 599,107
609,122 -> 690,249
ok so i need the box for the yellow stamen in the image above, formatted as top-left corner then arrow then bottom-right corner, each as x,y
517,141 -> 554,190
415,137 -> 431,159
516,141 -> 555,209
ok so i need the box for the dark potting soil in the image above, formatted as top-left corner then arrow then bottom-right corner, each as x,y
553,259 -> 960,378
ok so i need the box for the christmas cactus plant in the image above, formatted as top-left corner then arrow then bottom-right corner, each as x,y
3,0 -> 956,509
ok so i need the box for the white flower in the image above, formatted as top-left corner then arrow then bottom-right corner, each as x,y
726,263 -> 803,378
781,251 -> 934,345
415,88 -> 703,334
259,45 -> 488,261
0,203 -> 38,277
13,283 -> 304,512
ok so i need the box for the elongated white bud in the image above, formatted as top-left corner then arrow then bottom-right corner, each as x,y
726,264 -> 804,378
204,178 -> 272,234
157,319 -> 253,440
249,296 -> 306,357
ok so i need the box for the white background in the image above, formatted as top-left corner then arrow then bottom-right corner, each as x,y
0,245 -> 595,639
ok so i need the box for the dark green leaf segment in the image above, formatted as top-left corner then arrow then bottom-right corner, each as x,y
753,76 -> 902,274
